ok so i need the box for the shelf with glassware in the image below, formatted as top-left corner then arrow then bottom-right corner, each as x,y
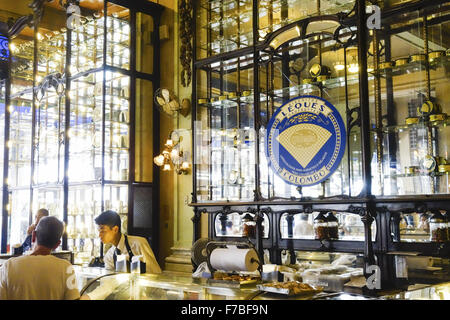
1,0 -> 163,256
8,17 -> 131,259
6,63 -> 35,247
190,0 -> 450,289
368,23 -> 450,198
196,0 -> 356,58
195,97 -> 256,202
196,0 -> 253,59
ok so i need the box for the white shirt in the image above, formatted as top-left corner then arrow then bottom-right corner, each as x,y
103,234 -> 162,274
86,234 -> 162,300
0,255 -> 80,300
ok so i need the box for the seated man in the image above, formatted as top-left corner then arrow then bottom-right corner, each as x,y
17,208 -> 49,254
81,210 -> 161,300
0,216 -> 80,300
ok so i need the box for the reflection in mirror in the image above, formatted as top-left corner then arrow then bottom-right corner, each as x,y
395,211 -> 449,243
278,251 -> 365,292
280,212 -> 376,241
214,212 -> 269,238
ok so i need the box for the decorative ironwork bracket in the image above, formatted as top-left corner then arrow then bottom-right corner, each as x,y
179,0 -> 193,87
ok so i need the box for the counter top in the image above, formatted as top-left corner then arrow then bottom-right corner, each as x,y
382,281 -> 450,300
70,266 -> 450,300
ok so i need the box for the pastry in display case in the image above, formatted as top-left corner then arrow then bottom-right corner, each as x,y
257,281 -> 322,296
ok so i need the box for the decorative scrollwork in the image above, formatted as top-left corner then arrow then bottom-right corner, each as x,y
348,205 -> 366,216
333,1 -> 358,48
347,105 -> 361,131
179,0 -> 193,87
8,0 -> 51,38
34,72 -> 65,101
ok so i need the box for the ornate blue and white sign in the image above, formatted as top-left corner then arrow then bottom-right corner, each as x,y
0,34 -> 9,61
265,95 -> 346,187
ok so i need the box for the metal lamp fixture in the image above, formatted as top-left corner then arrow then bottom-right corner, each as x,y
154,131 -> 190,175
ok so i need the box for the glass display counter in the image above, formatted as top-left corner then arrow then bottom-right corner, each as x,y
382,281 -> 450,300
76,266 -> 449,300
79,271 -> 207,300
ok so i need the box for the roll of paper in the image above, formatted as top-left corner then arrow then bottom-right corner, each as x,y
210,248 -> 259,272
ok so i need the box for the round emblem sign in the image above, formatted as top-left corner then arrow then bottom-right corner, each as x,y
265,95 -> 346,187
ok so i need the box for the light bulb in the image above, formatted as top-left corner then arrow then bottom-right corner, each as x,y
162,163 -> 171,171
153,154 -> 165,166
165,139 -> 173,147
334,62 -> 345,71
170,148 -> 179,159
181,162 -> 190,169
348,63 -> 359,73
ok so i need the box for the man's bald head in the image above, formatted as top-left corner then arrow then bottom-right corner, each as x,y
35,216 -> 64,249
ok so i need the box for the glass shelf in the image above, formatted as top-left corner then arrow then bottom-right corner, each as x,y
268,73 -> 362,98
197,92 -> 268,109
378,119 -> 450,134
372,56 -> 450,78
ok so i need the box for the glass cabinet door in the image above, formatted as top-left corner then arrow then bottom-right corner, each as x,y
196,0 -> 253,60
258,0 -> 355,41
106,4 -> 130,70
67,185 -> 102,264
370,5 -> 450,196
1,0 -> 160,254
258,28 -> 357,199
7,97 -> 32,248
7,31 -> 34,251
196,56 -> 256,202
104,71 -> 130,182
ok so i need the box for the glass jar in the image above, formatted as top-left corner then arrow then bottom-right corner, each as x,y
242,213 -> 256,238
443,211 -> 450,242
314,212 -> 328,241
326,212 -> 339,240
429,210 -> 447,242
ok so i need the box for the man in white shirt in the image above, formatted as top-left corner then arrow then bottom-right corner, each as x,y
0,216 -> 80,300
81,210 -> 161,300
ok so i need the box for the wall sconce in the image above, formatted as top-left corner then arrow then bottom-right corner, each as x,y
154,131 -> 191,175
